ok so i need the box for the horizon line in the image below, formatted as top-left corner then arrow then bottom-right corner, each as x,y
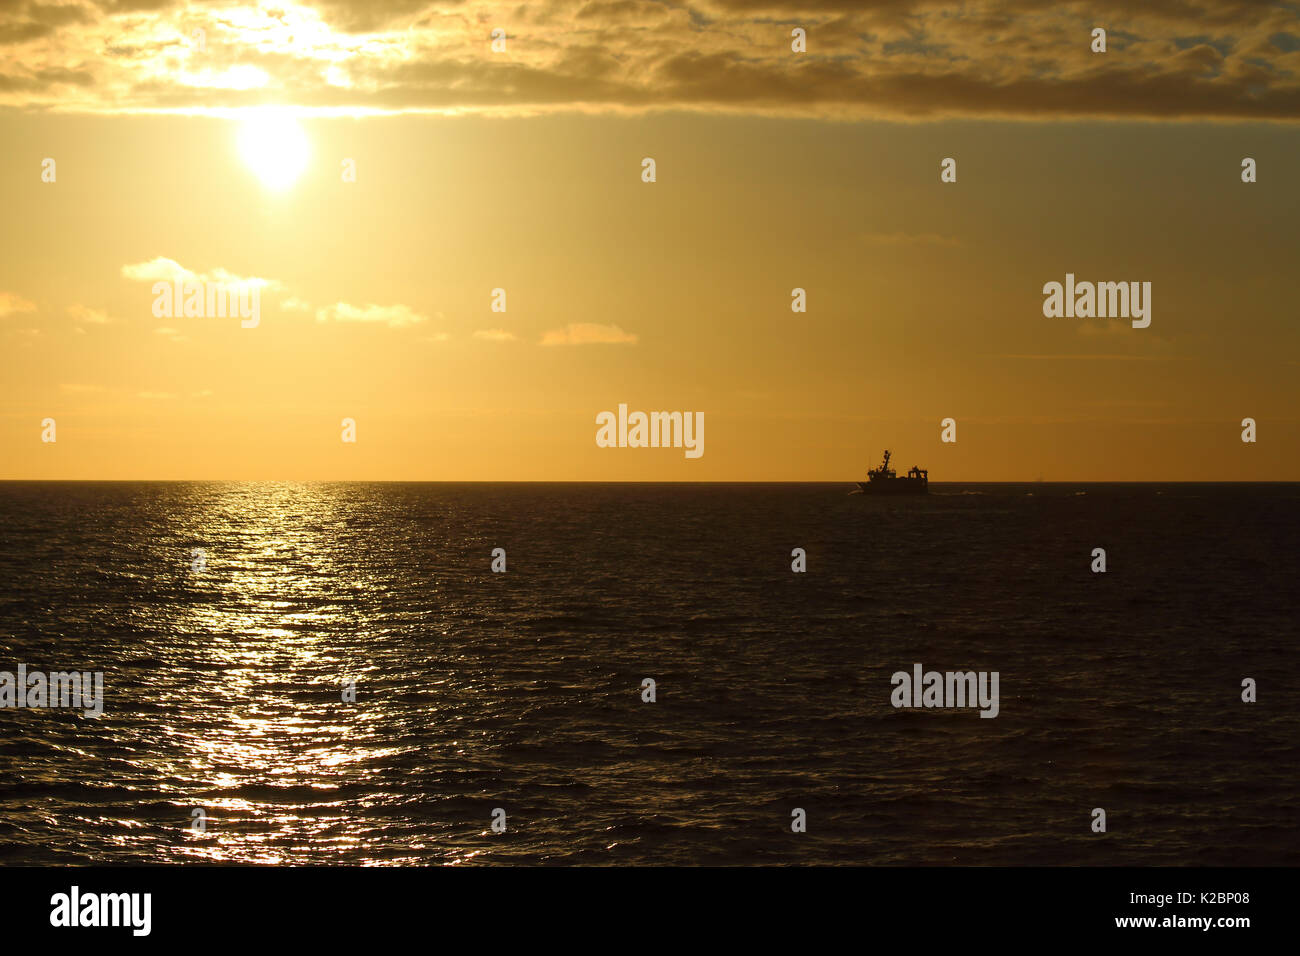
2,479 -> 1298,485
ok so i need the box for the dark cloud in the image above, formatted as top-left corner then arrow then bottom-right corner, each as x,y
0,0 -> 1297,120
307,0 -> 463,32
0,1 -> 94,44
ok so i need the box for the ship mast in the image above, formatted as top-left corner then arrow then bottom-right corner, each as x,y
868,449 -> 896,480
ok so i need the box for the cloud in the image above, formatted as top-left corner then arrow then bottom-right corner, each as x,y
0,291 -> 36,317
996,353 -> 1183,361
124,270 -> 426,330
0,1 -> 94,46
67,304 -> 112,325
314,301 -> 427,327
1075,317 -> 1172,349
1,1 -> 1297,120
539,322 -> 638,345
122,257 -> 273,290
862,231 -> 962,247
122,258 -> 196,283
474,328 -> 516,342
59,383 -> 106,394
153,326 -> 187,342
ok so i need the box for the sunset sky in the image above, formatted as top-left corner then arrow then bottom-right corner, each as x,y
2,0 -> 1298,480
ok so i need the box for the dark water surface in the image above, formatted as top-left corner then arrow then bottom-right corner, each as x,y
1,482 -> 1296,865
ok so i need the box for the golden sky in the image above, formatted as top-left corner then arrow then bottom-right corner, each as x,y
1,1 -> 1298,480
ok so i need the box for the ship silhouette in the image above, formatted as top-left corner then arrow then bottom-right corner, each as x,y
857,450 -> 928,494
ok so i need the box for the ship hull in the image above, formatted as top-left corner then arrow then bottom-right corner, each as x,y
857,478 -> 928,494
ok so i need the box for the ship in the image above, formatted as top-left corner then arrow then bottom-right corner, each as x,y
857,450 -> 928,494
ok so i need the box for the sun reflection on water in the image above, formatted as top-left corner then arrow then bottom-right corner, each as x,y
98,483 -> 486,864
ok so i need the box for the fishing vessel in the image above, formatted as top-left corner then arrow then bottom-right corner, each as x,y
857,450 -> 928,494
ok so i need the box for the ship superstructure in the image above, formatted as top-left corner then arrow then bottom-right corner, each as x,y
857,450 -> 928,494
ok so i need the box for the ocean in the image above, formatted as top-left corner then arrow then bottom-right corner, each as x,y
0,482 -> 1296,865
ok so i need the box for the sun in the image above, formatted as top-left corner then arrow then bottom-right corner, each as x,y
237,109 -> 310,191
